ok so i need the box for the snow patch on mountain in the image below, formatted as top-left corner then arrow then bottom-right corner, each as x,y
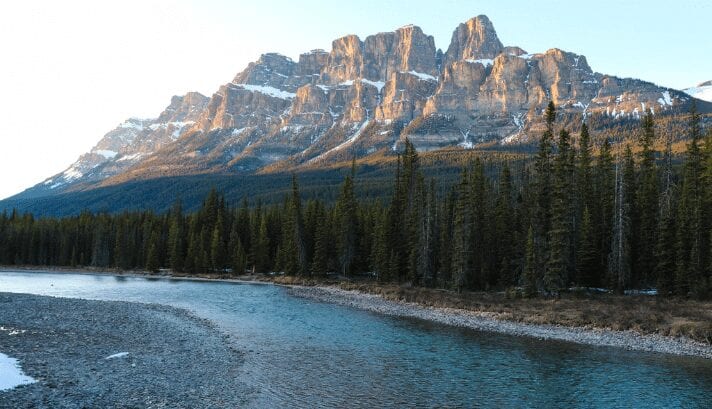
93,150 -> 117,159
233,84 -> 296,99
361,79 -> 386,92
465,58 -> 494,67
657,91 -> 673,106
403,70 -> 438,82
684,82 -> 712,103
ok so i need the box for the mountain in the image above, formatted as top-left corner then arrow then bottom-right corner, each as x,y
20,92 -> 209,199
684,80 -> 712,102
6,15 -> 711,211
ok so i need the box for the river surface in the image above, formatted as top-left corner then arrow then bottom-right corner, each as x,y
1,271 -> 711,408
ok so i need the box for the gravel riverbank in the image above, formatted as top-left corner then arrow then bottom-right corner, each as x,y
0,293 -> 251,408
287,285 -> 712,359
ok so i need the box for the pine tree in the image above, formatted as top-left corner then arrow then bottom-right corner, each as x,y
470,159 -> 488,289
145,229 -> 160,273
675,103 -> 704,296
576,206 -> 599,287
167,200 -> 185,272
417,178 -> 437,286
253,217 -> 270,274
533,101 -> 556,290
114,218 -> 130,269
636,112 -> 658,287
575,123 -> 594,282
408,173 -> 427,284
372,208 -> 390,281
577,123 -> 594,210
595,138 -> 615,285
282,175 -> 307,275
655,207 -> 677,295
438,192 -> 455,285
232,236 -> 247,276
546,129 -> 574,293
335,173 -> 358,276
608,144 -> 634,292
495,163 -> 516,287
451,168 -> 471,292
210,213 -> 227,272
311,205 -> 330,275
523,225 -> 537,297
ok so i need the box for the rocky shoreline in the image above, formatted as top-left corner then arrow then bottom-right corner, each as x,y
0,293 -> 251,408
286,285 -> 712,359
2,268 -> 710,360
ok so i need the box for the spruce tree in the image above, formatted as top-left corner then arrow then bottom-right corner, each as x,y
253,218 -> 270,274
232,237 -> 247,276
576,206 -> 599,287
533,101 -> 556,290
546,129 -> 574,293
495,163 -> 516,287
636,112 -> 658,286
451,168 -> 471,292
311,206 -> 330,275
335,173 -> 358,276
675,104 -> 704,296
608,144 -> 634,292
282,175 -> 307,275
595,138 -> 615,285
210,213 -> 227,272
523,225 -> 537,297
167,200 -> 185,272
145,229 -> 160,273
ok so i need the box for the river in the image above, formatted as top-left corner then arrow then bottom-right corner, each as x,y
1,271 -> 711,407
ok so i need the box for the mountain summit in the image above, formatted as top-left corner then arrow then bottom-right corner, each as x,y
15,15 -> 708,201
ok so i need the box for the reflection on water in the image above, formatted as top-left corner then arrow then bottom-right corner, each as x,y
1,271 -> 711,408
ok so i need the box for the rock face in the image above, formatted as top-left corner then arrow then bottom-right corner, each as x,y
443,15 -> 503,66
26,92 -> 208,197
15,15 -> 711,199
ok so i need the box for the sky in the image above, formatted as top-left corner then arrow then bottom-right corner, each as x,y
0,0 -> 710,199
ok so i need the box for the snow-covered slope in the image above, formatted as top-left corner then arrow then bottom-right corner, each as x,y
684,81 -> 712,103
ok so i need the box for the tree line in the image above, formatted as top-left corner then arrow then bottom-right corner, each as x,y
1,102 -> 710,298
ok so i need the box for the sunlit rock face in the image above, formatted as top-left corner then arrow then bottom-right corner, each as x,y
18,14 -> 706,197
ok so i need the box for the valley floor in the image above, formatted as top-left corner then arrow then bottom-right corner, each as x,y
0,292 -> 249,408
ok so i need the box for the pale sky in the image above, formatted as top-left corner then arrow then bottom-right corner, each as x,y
1,0 -> 710,199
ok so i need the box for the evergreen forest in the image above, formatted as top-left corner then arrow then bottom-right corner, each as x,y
2,103 -> 711,299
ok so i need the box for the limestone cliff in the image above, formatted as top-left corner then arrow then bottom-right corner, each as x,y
18,15 -> 711,197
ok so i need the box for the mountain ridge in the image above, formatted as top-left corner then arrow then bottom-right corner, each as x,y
9,15 -> 711,203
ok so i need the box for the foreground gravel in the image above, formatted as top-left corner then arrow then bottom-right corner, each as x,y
287,286 -> 712,359
0,293 -> 251,408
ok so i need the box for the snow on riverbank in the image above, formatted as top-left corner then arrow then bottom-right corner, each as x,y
105,352 -> 129,359
287,286 -> 712,359
0,352 -> 36,391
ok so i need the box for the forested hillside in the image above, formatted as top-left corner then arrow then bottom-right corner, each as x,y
2,103 -> 711,297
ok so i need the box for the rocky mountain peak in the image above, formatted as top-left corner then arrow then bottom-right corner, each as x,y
157,92 -> 208,123
444,15 -> 503,66
232,53 -> 298,90
296,49 -> 329,77
362,24 -> 438,81
322,34 -> 364,84
15,14 -> 710,203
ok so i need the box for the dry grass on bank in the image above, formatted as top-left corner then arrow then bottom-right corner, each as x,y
263,275 -> 712,345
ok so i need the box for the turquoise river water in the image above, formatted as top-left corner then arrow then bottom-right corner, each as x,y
1,271 -> 711,408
